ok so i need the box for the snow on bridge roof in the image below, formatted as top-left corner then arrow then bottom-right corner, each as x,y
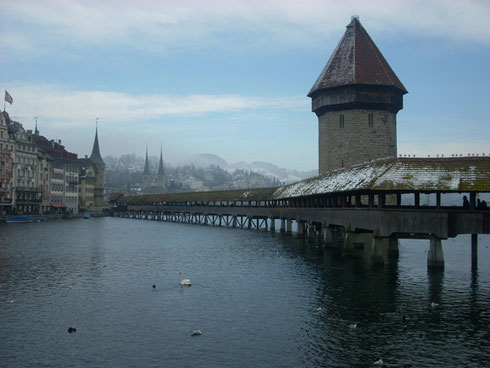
273,157 -> 490,199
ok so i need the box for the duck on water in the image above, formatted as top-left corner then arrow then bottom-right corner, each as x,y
180,272 -> 191,286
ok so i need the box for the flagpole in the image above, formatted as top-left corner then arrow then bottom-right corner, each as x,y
3,90 -> 5,112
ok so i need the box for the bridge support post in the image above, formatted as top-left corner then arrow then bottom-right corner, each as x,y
322,225 -> 333,247
297,221 -> 305,237
343,231 -> 354,256
248,217 -> 252,229
388,236 -> 399,258
348,232 -> 371,257
307,221 -> 316,242
286,218 -> 292,234
471,234 -> 478,270
270,217 -> 275,232
427,237 -> 444,269
280,218 -> 285,232
371,237 -> 387,266
232,216 -> 237,227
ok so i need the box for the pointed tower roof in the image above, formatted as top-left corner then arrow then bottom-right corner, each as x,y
143,145 -> 150,175
308,17 -> 407,97
157,146 -> 165,175
90,125 -> 104,165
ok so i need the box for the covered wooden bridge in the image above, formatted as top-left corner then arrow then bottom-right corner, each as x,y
113,157 -> 490,268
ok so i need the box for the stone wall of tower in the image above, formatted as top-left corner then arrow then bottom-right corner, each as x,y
318,109 -> 397,174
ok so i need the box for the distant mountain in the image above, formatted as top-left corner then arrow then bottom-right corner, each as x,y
188,153 -> 228,168
226,160 -> 317,184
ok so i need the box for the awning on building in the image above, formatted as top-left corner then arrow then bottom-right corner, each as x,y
51,203 -> 67,208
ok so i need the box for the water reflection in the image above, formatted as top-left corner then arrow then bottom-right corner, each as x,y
0,219 -> 489,367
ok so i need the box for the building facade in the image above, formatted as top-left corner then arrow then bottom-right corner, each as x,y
31,133 -> 79,214
309,17 -> 407,175
10,123 -> 42,214
0,112 -> 14,215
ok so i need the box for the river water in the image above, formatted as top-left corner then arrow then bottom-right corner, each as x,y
0,217 -> 489,367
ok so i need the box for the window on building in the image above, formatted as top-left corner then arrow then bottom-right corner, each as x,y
339,114 -> 345,128
368,113 -> 374,128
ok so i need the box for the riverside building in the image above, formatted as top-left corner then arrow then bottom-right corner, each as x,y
0,110 -> 105,217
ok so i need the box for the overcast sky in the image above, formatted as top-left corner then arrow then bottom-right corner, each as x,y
1,0 -> 489,171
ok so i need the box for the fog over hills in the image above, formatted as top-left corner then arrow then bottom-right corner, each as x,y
104,153 -> 317,184
173,153 -> 317,184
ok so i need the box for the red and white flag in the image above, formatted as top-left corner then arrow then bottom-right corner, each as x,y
4,90 -> 13,105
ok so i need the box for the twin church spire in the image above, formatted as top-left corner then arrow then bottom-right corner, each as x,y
143,145 -> 165,176
142,144 -> 166,193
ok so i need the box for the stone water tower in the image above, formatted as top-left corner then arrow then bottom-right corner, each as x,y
309,17 -> 407,174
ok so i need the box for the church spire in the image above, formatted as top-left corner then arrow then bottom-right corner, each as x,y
143,144 -> 150,175
90,119 -> 104,164
157,145 -> 165,175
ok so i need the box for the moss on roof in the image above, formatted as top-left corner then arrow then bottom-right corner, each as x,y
372,158 -> 490,191
273,157 -> 490,199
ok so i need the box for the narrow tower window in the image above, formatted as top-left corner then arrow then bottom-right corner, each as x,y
339,114 -> 345,128
368,113 -> 374,128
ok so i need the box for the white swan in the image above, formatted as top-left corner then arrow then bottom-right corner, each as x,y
180,272 -> 192,286
374,358 -> 384,366
431,302 -> 439,308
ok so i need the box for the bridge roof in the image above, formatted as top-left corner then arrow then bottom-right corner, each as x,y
273,157 -> 490,198
117,157 -> 490,204
118,187 -> 278,204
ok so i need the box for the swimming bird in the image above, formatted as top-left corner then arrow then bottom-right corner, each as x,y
349,323 -> 357,329
431,302 -> 440,308
374,358 -> 384,366
180,272 -> 191,286
152,284 -> 156,289
67,327 -> 77,333
191,330 -> 202,336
